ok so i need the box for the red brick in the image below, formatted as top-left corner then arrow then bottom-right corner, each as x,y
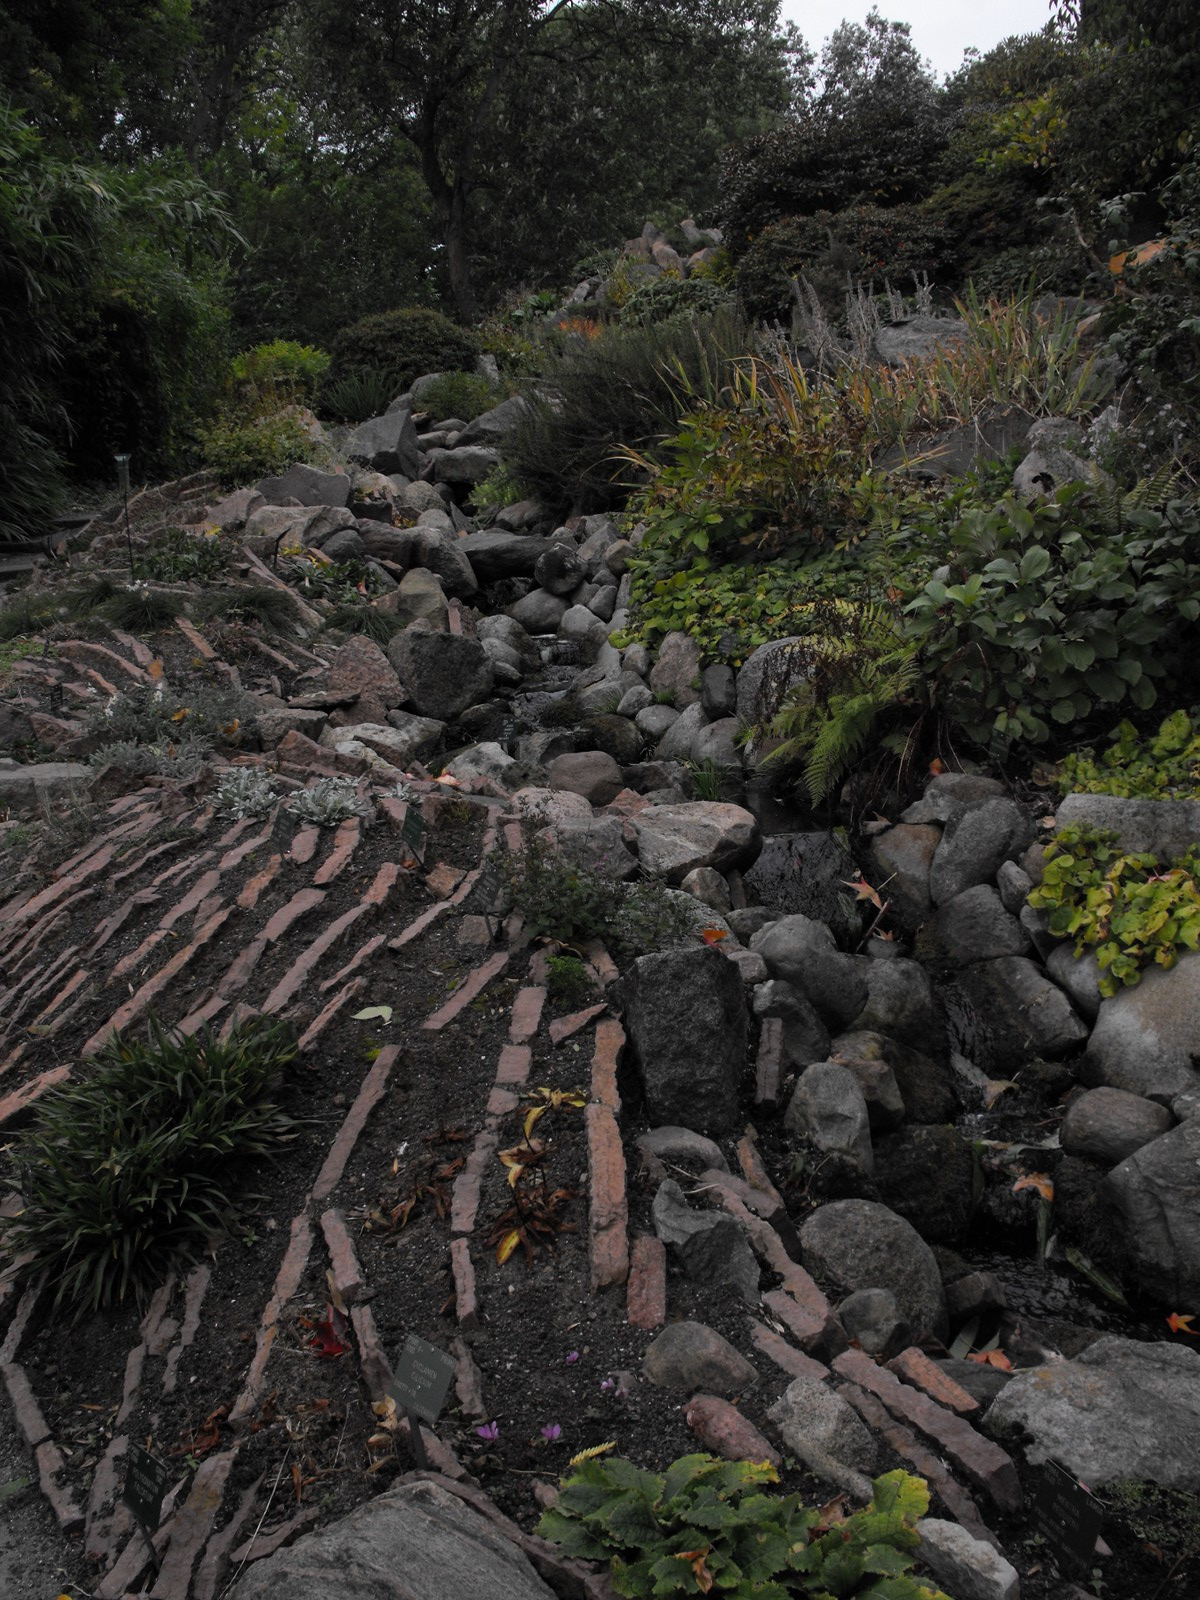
109,628 -> 156,668
587,1103 -> 628,1290
0,1284 -> 39,1364
426,861 -> 465,899
749,1321 -> 830,1384
321,1207 -> 367,1304
57,638 -> 148,683
762,1287 -> 839,1357
4,842 -> 116,928
626,1235 -> 667,1330
191,1470 -> 266,1600
887,1347 -> 980,1417
495,1043 -> 532,1086
297,978 -> 366,1051
288,825 -> 320,864
311,1045 -> 401,1203
85,1436 -> 131,1564
450,1130 -> 499,1237
262,864 -> 399,1013
349,1301 -> 393,1403
591,1018 -> 625,1112
237,852 -> 283,909
149,1444 -> 240,1598
1,1361 -> 50,1445
263,885 -> 327,942
35,1437 -> 85,1532
839,1382 -> 999,1550
162,1263 -> 211,1395
487,1085 -> 520,1118
508,985 -> 546,1044
0,1065 -> 71,1128
451,1237 -> 480,1336
219,824 -> 273,871
387,900 -> 452,949
114,1343 -> 146,1426
685,1394 -> 780,1467
549,1003 -> 606,1045
755,1017 -> 784,1109
736,1131 -> 785,1212
313,817 -> 361,885
502,820 -> 523,853
89,888 -> 160,956
230,1216 -> 314,1427
422,949 -> 510,1031
84,905 -> 233,1055
174,615 -> 217,660
832,1348 -> 1023,1515
320,933 -> 386,991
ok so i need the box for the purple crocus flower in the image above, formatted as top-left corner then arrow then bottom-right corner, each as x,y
475,1420 -> 500,1442
540,1423 -> 562,1442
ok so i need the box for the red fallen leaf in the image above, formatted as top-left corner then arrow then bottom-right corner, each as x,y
1167,1312 -> 1198,1334
309,1303 -> 350,1358
841,874 -> 884,910
929,758 -> 945,775
968,1350 -> 1013,1371
700,927 -> 729,944
1012,1171 -> 1054,1202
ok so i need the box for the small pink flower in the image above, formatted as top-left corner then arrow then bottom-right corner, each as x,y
475,1420 -> 500,1442
540,1423 -> 561,1442
565,1350 -> 580,1364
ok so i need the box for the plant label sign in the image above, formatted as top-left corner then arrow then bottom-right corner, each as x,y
389,1334 -> 455,1425
399,804 -> 426,860
123,1443 -> 170,1533
1033,1459 -> 1103,1571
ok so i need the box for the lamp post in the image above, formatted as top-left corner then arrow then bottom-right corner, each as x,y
114,453 -> 134,581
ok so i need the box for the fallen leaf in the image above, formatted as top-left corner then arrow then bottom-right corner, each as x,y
309,1305 -> 350,1358
700,927 -> 729,944
967,1349 -> 1013,1371
1167,1312 -> 1198,1335
435,772 -> 462,787
840,875 -> 884,910
1013,1172 -> 1054,1202
352,1005 -> 394,1023
496,1229 -> 522,1265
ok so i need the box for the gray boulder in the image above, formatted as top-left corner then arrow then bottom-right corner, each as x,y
1081,951 -> 1200,1103
387,630 -> 494,720
901,772 -> 1007,826
255,463 -> 351,508
347,410 -> 421,478
508,588 -> 568,633
429,445 -> 500,485
412,528 -> 478,597
750,915 -> 869,1028
752,979 -> 832,1071
246,503 -> 355,549
651,1180 -> 760,1304
955,955 -> 1088,1071
768,1376 -> 877,1483
1045,944 -> 1103,1023
321,717 -> 443,770
837,1288 -> 911,1360
643,1321 -> 757,1396
455,394 -> 529,449
863,823 -> 939,928
1103,1118 -> 1200,1303
690,718 -> 742,769
849,958 -> 940,1054
632,801 -> 760,885
785,1062 -> 874,1171
929,797 -> 1035,905
735,636 -> 810,725
743,831 -> 861,946
1061,1086 -> 1174,1166
700,663 -> 736,719
925,885 -> 1030,966
872,316 -> 966,367
1056,792 -> 1200,862
800,1199 -> 948,1342
985,1336 -> 1200,1489
546,750 -> 622,807
227,1476 -> 557,1600
916,1520 -> 1020,1600
620,945 -> 747,1135
655,703 -> 709,761
533,543 -> 585,595
649,631 -> 703,708
458,529 -> 542,583
382,567 -> 449,630
831,1031 -> 955,1125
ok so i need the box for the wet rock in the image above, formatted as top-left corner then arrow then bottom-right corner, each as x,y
984,1336 -> 1200,1489
632,801 -> 760,885
387,630 -> 494,720
768,1375 -> 877,1480
743,831 -> 861,946
785,1063 -> 874,1172
916,1519 -> 1020,1600
837,1288 -> 911,1359
901,772 -> 1007,825
750,915 -> 869,1029
925,886 -> 1030,966
849,959 -> 942,1055
227,1476 -> 557,1600
800,1199 -> 947,1342
929,798 -> 1035,905
577,713 -> 643,766
1061,1086 -> 1174,1166
955,955 -> 1088,1071
864,824 -> 939,928
1081,951 -> 1200,1103
649,631 -> 703,708
643,1321 -> 757,1396
620,946 -> 747,1135
831,1031 -> 955,1125
533,542 -> 585,595
1103,1118 -> 1200,1303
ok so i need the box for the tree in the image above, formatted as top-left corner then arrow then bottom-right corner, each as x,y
299,0 -> 798,319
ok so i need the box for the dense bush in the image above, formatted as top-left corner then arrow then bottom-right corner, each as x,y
231,340 -> 330,405
736,204 -> 951,324
414,369 -> 504,421
202,406 -> 315,486
503,306 -> 748,513
617,272 -> 733,327
318,308 -> 480,411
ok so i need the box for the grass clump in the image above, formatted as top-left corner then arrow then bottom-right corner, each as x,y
197,585 -> 300,630
97,585 -> 185,631
320,603 -> 401,646
1,1016 -> 300,1318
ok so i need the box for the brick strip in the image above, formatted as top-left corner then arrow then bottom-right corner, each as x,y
755,1017 -> 784,1109
110,835 -> 189,884
627,1235 -> 667,1330
591,1018 -> 625,1112
839,1381 -> 999,1549
832,1348 -> 1023,1515
262,862 -> 400,1014
320,1208 -> 367,1305
451,1237 -> 480,1338
89,888 -> 160,956
57,638 -> 148,683
887,1347 -> 980,1417
349,1300 -> 393,1402
312,817 -> 361,885
495,1043 -> 532,1086
586,1102 -> 628,1291
229,1216 -> 314,1427
387,900 -> 453,950
219,824 -> 273,872
229,1506 -> 318,1565
750,1321 -> 830,1384
237,852 -> 283,909
191,1470 -> 266,1600
0,1065 -> 72,1129
35,1436 -> 85,1532
288,824 -> 320,865
162,1264 -> 211,1394
83,904 -> 234,1056
451,1335 -> 487,1419
508,985 -> 546,1044
736,1129 -> 785,1212
297,978 -> 367,1051
149,1443 -> 241,1598
422,949 -> 510,1031
449,1127 -> 499,1237
311,1045 -> 401,1204
175,615 -> 217,660
548,1003 -> 606,1045
319,933 -> 386,992
5,841 -> 116,930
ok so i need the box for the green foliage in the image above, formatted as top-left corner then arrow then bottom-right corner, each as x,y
502,828 -> 694,965
900,489 -> 1200,754
758,602 -> 921,804
1,1016 -> 299,1319
214,768 -> 280,820
197,586 -> 301,630
1028,824 -> 1200,995
321,603 -> 402,646
545,953 -> 594,1006
317,366 -> 407,425
736,205 -> 951,325
231,340 -> 331,406
97,585 -> 184,631
320,309 -> 480,410
95,681 -> 257,751
617,274 -> 734,328
1060,710 -> 1200,799
414,370 -> 504,421
201,406 -> 315,488
137,528 -> 230,584
537,1454 -> 947,1600
503,307 -> 748,514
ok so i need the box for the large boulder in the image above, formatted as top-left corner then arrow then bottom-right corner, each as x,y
928,798 -> 1035,905
1081,951 -> 1200,1103
985,1337 -> 1200,1489
1102,1117 -> 1200,1303
455,394 -> 530,449
620,945 -> 747,1135
255,463 -> 351,508
632,802 -> 760,885
1061,1086 -> 1174,1166
643,1321 -> 758,1396
649,631 -> 703,708
800,1198 -> 947,1342
227,1476 -> 558,1600
750,915 -> 869,1029
459,529 -> 543,583
872,315 -> 966,367
752,979 -> 831,1071
246,503 -> 355,549
651,1180 -> 760,1304
784,1062 -> 874,1171
954,955 -> 1088,1071
387,630 -> 494,720
347,410 -> 421,478
768,1375 -> 878,1481
735,636 -> 810,725
381,567 -> 449,630
324,635 -> 405,728
923,885 -> 1030,966
320,717 -> 443,771
743,831 -> 861,946
829,1031 -> 955,1125
1055,793 -> 1200,862
429,445 -> 500,485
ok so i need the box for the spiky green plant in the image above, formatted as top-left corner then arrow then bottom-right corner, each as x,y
197,584 -> 300,630
321,603 -> 401,645
1,1016 -> 300,1318
99,585 -> 185,630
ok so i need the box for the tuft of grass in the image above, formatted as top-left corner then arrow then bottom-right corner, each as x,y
197,585 -> 300,630
98,586 -> 185,631
321,603 -> 401,645
1,1016 -> 300,1318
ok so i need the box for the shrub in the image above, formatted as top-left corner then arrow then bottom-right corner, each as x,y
537,1453 -> 949,1600
214,767 -> 280,819
317,365 -> 406,425
202,406 -> 314,487
95,681 -> 257,749
901,488 -> 1200,755
285,776 -> 374,826
1,1016 -> 299,1318
414,369 -> 504,421
319,308 -> 480,409
137,527 -> 229,584
88,737 -> 210,777
503,306 -> 749,514
736,204 -> 951,325
1059,709 -> 1200,800
617,274 -> 734,328
231,340 -> 330,406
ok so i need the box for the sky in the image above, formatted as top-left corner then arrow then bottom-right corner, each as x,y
779,1 -> 1059,81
